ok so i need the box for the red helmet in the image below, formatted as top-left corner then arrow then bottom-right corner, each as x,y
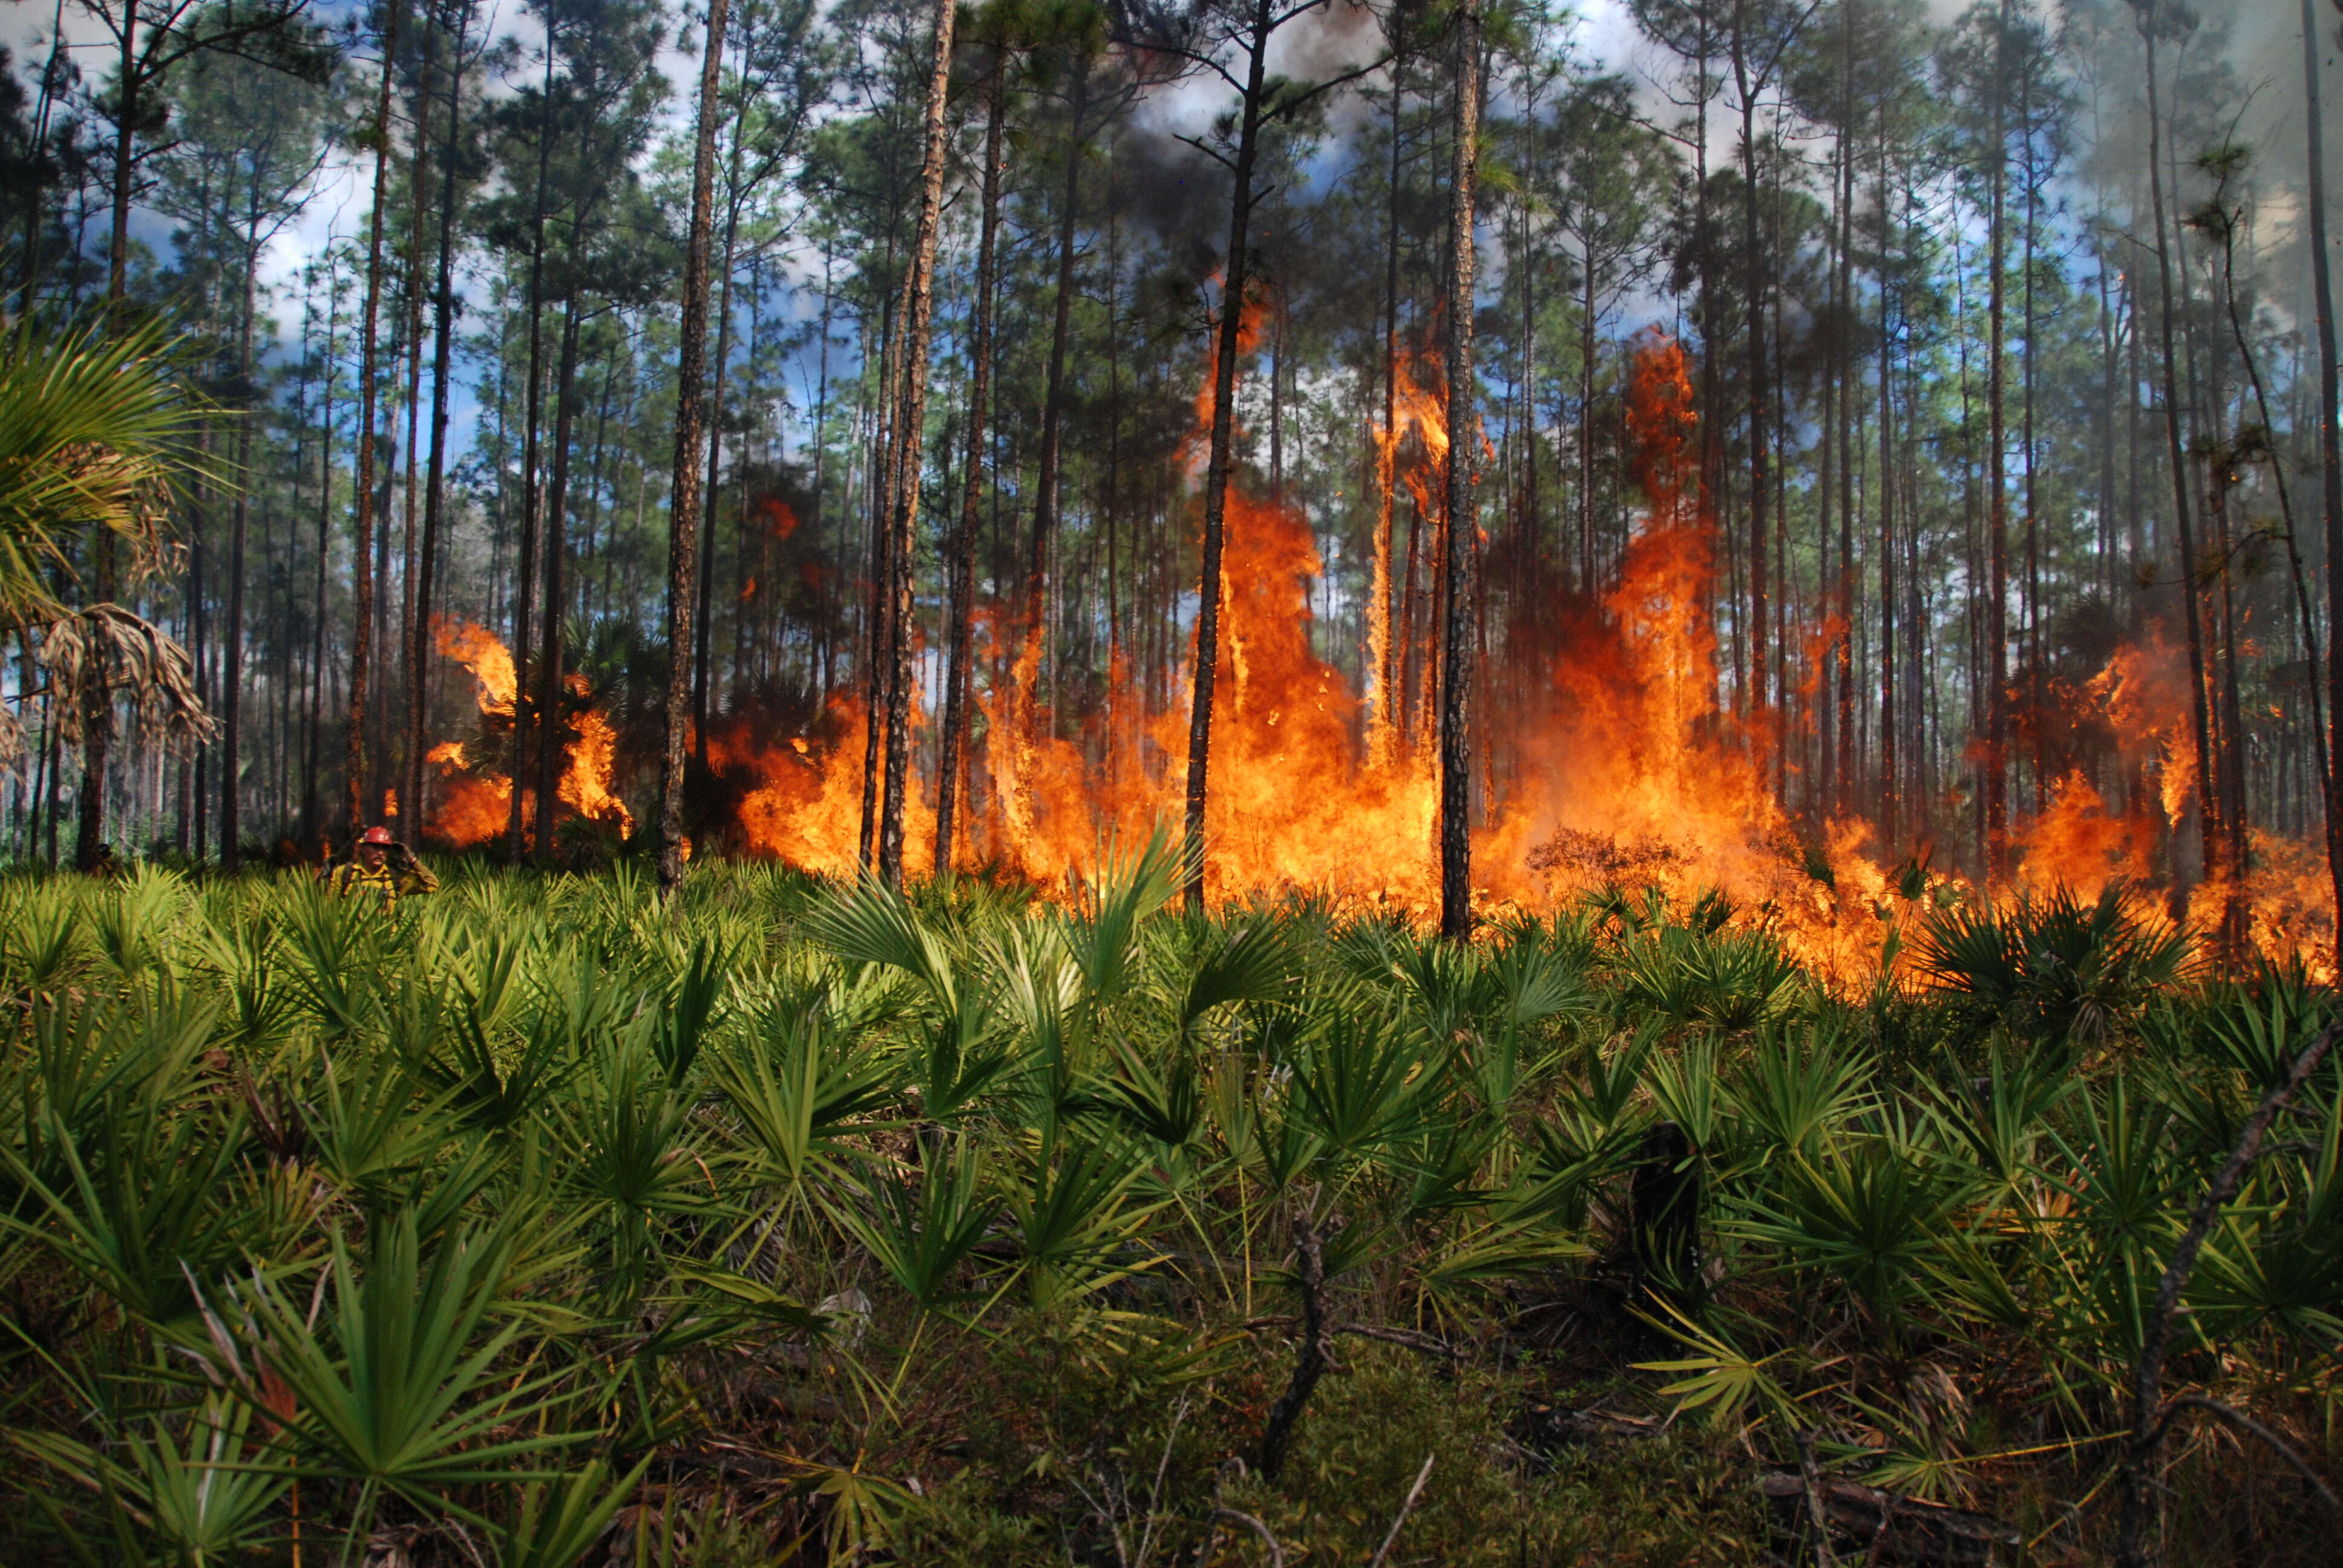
361,826 -> 395,846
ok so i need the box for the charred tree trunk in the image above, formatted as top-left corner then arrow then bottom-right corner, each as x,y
395,50 -> 428,839
220,232 -> 258,871
2305,0 -> 2343,965
2139,16 -> 2218,901
1983,0 -> 2010,877
532,301 -> 581,862
78,0 -> 139,867
346,0 -> 404,844
303,273 -> 337,847
410,4 -> 466,851
875,0 -> 958,886
937,60 -> 1008,877
859,302 -> 900,872
1437,0 -> 1483,943
1878,136 -> 1898,851
657,0 -> 733,900
1370,44 -> 1404,756
1027,66 -> 1090,730
696,101 -> 748,776
1181,0 -> 1276,916
1731,0 -> 1769,735
505,51 -> 555,864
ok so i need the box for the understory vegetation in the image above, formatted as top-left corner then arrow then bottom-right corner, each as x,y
0,850 -> 2337,1565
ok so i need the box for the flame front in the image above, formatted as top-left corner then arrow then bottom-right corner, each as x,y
425,620 -> 634,849
411,328 -> 2334,982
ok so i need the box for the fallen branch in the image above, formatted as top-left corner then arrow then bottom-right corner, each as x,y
1238,1317 -> 1462,1362
1338,1324 -> 1463,1361
1797,1430 -> 1839,1568
1367,1454 -> 1435,1568
2115,1019 -> 2341,1567
2158,1394 -> 2343,1520
1755,1472 -> 2018,1564
1209,1507 -> 1283,1568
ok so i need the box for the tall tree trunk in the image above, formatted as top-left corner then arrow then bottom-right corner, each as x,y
1516,83 -> 1538,630
1369,44 -> 1403,758
346,0 -> 404,844
1182,0 -> 1276,916
505,53 -> 555,864
410,2 -> 467,851
1438,0 -> 1483,942
1027,67 -> 1090,717
858,301 -> 900,871
1817,123 -> 1839,821
220,236 -> 259,871
2304,0 -> 2343,965
79,0 -> 137,867
1833,58 -> 1856,821
2137,17 -> 2218,910
1878,134 -> 1898,850
1731,0 -> 1769,735
395,44 -> 429,836
105,2 -> 135,305
937,60 -> 1007,876
1580,230 -> 1596,594
303,264 -> 337,848
696,99 -> 749,774
2020,46 -> 2043,810
1983,0 -> 2010,875
657,0 -> 733,900
533,300 -> 581,861
876,0 -> 958,886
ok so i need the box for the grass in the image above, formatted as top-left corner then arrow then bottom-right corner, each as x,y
0,847 -> 2336,1565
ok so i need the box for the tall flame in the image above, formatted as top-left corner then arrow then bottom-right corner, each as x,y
405,328 -> 2333,982
425,619 -> 634,849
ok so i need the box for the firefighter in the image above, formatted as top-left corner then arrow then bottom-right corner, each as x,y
327,826 -> 437,909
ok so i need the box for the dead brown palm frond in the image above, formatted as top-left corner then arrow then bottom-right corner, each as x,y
36,603 -> 217,759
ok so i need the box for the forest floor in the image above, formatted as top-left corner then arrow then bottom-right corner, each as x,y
0,852 -> 2336,1566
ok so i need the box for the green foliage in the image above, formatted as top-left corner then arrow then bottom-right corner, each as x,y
1916,883 -> 2191,1048
0,866 -> 2331,1563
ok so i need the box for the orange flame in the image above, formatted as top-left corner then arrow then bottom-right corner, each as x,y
398,328 -> 2330,984
424,619 -> 634,849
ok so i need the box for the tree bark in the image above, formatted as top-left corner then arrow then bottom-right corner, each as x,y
533,301 -> 581,861
875,0 -> 958,886
1877,130 -> 1897,850
1182,0 -> 1276,916
696,94 -> 748,774
395,42 -> 429,838
505,46 -> 556,864
346,0 -> 404,844
1437,0 -> 1483,943
2302,0 -> 2343,969
303,262 -> 337,847
1027,67 -> 1090,699
79,0 -> 137,868
658,0 -> 733,899
1369,44 -> 1403,757
2138,16 -> 2217,899
1731,0 -> 1769,733
1983,0 -> 2009,876
411,2 -> 467,850
937,59 -> 1007,877
220,230 -> 259,871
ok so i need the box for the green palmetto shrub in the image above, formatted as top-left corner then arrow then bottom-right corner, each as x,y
1729,1125 -> 1974,1350
1611,920 -> 1806,1034
1916,881 -> 2191,1050
0,860 -> 2333,1564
